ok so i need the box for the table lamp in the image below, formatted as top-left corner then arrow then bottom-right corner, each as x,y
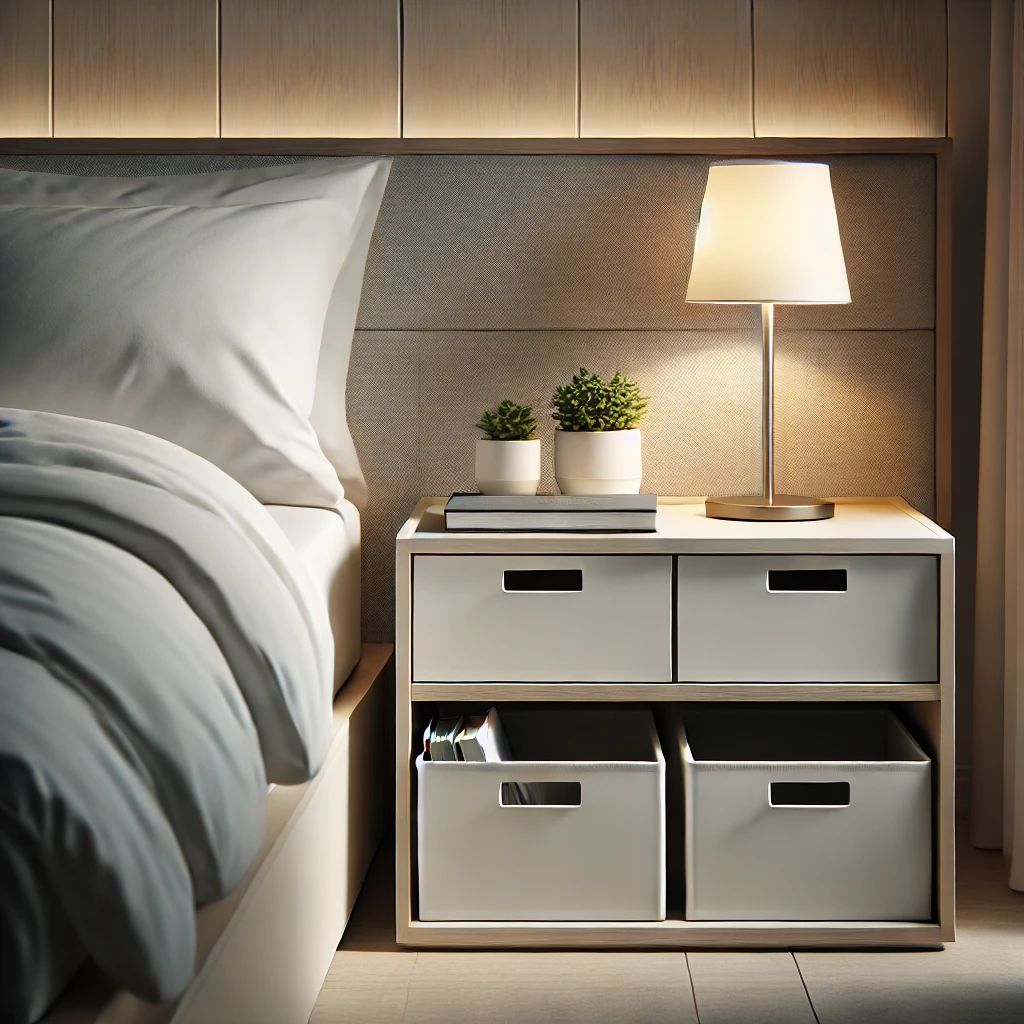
686,161 -> 851,521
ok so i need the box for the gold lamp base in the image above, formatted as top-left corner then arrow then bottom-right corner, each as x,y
705,494 -> 835,522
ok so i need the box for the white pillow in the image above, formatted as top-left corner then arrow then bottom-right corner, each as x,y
0,158 -> 392,505
0,199 -> 350,506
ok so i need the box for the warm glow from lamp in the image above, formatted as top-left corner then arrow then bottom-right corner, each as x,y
686,161 -> 851,521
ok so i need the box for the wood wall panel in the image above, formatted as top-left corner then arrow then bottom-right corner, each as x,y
220,0 -> 400,139
580,0 -> 752,138
753,0 -> 947,137
52,0 -> 218,138
0,0 -> 51,137
402,0 -> 578,138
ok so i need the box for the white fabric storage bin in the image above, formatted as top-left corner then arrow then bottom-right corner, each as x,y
678,706 -> 932,922
676,554 -> 938,682
412,554 -> 672,682
417,707 -> 665,921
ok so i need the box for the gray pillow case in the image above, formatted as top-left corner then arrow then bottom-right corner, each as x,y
0,158 -> 392,505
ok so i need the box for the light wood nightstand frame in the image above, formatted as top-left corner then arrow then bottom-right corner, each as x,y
395,496 -> 954,949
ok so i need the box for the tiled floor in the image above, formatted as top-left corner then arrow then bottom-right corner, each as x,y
311,826 -> 1024,1024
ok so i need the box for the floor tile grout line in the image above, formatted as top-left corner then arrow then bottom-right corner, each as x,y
792,952 -> 823,1024
397,950 -> 418,1024
684,952 -> 704,1024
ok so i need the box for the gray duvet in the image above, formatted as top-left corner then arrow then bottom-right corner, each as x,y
0,409 -> 335,1023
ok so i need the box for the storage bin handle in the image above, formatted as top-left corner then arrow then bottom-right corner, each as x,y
769,781 -> 850,807
766,569 -> 847,593
499,781 -> 582,807
503,569 -> 583,593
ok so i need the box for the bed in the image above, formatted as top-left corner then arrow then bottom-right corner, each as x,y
0,158 -> 395,1023
266,502 -> 365,702
41,509 -> 392,1024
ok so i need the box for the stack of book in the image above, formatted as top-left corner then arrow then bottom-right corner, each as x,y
443,492 -> 658,532
422,707 -> 515,763
422,707 -> 533,804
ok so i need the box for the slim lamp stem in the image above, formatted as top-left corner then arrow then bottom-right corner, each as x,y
761,302 -> 775,503
704,298 -> 831,521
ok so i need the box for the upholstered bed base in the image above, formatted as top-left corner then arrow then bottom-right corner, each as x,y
42,643 -> 394,1024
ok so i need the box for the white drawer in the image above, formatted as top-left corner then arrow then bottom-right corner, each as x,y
677,554 -> 938,682
412,554 -> 672,682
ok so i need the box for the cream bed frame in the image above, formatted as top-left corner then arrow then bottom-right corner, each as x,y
42,643 -> 394,1024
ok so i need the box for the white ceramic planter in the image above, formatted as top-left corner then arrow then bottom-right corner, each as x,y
475,438 -> 541,495
554,428 -> 642,495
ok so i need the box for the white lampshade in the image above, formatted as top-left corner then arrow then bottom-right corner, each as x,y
685,161 -> 851,305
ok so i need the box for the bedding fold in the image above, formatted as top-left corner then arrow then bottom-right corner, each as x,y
0,409 -> 335,1021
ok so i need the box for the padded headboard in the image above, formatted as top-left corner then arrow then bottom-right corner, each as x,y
0,153 -> 937,643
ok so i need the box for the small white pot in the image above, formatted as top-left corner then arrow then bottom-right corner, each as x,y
554,428 -> 642,495
475,438 -> 541,495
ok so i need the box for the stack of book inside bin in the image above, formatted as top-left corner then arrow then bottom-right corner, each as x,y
422,707 -> 537,804
443,493 -> 658,532
423,707 -> 512,763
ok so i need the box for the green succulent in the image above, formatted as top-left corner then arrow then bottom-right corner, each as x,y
551,368 -> 649,432
476,399 -> 538,441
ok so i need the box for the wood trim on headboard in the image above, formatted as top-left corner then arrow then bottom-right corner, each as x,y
0,136 -> 949,156
0,135 -> 952,526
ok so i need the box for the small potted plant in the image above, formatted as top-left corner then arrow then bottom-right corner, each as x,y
474,400 -> 541,495
551,368 -> 649,494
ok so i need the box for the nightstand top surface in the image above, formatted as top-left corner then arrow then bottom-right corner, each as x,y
397,496 -> 952,554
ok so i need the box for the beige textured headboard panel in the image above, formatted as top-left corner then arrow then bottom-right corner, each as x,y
357,155 -> 935,331
0,152 -> 936,643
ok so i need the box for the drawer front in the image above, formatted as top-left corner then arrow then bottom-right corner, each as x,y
413,554 -> 672,682
676,554 -> 937,682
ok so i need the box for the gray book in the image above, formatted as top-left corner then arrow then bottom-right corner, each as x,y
453,707 -> 515,762
444,492 -> 657,532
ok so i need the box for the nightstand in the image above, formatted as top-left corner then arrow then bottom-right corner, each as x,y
395,496 -> 954,949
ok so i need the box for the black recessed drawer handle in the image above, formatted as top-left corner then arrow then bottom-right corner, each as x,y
767,569 -> 848,592
500,781 -> 582,807
770,781 -> 851,807
503,569 -> 583,593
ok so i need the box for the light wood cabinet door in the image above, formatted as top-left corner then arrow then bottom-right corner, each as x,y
753,0 -> 947,137
53,0 -> 218,138
580,0 -> 752,138
403,0 -> 578,138
0,0 -> 51,137
221,0 -> 400,138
